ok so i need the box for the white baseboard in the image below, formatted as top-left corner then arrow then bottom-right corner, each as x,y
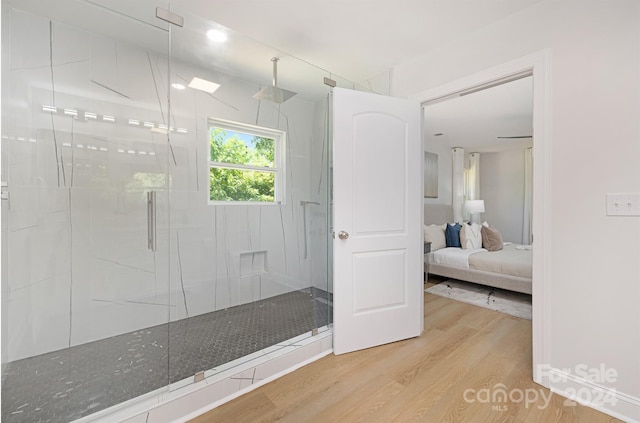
546,367 -> 640,423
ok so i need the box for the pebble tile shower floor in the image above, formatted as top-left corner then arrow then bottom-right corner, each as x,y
1,288 -> 332,423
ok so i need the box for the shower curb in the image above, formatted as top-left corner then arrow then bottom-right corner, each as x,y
79,329 -> 332,423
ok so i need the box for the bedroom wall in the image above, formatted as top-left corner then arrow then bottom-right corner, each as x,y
394,0 -> 640,420
480,150 -> 526,244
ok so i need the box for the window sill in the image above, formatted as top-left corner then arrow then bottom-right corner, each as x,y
207,201 -> 285,206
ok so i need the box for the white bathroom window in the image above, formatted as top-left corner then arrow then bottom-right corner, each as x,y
208,118 -> 285,204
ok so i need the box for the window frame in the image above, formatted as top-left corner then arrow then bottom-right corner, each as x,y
207,117 -> 286,205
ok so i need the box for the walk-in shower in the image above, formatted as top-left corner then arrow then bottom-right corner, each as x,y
0,1 -> 368,421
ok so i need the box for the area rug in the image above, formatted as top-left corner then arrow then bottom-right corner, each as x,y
425,280 -> 532,320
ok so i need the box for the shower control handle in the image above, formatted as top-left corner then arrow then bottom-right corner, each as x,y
338,231 -> 349,240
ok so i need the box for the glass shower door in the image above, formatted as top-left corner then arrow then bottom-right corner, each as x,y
0,1 -> 173,421
162,7 -> 335,390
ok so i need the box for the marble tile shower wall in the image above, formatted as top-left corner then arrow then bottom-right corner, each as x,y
3,8 -> 330,363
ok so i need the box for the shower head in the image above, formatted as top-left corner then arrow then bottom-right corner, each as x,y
253,85 -> 297,104
253,57 -> 297,104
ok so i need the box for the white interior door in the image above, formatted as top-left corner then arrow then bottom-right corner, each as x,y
333,87 -> 422,355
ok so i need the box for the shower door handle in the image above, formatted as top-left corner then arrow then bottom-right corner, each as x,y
147,191 -> 157,252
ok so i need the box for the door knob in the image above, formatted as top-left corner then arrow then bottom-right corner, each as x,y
338,231 -> 350,240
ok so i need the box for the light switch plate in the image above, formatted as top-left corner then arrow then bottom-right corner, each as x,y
606,193 -> 640,216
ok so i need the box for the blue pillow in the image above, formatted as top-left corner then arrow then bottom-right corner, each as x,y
445,223 -> 462,248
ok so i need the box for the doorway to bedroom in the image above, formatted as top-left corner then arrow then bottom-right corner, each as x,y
422,73 -> 533,312
416,51 -> 551,387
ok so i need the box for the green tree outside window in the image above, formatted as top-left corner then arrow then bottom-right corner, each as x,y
209,127 -> 278,202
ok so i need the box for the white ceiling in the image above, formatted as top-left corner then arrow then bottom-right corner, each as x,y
7,0 -> 538,152
424,76 -> 533,153
174,0 -> 543,84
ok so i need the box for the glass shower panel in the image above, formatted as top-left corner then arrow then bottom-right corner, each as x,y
1,0 -> 375,419
163,8 -> 334,389
1,1 -> 172,422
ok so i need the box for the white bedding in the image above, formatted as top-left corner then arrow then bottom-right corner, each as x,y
423,204 -> 532,293
429,243 -> 531,279
430,247 -> 487,268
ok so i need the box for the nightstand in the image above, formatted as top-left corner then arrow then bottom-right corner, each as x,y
424,242 -> 431,281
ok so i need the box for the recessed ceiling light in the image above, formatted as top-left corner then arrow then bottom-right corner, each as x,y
188,77 -> 221,94
206,29 -> 227,43
171,83 -> 186,90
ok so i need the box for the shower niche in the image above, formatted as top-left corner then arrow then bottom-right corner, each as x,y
239,250 -> 268,278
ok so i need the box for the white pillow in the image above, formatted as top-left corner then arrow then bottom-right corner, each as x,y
424,224 -> 446,251
460,222 -> 483,249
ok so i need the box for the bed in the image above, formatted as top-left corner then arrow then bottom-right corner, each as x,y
424,204 -> 532,294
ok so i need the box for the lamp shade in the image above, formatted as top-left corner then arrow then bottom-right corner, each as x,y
465,199 -> 485,214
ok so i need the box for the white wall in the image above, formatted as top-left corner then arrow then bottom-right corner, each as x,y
2,8 -> 331,361
480,150 -> 526,244
395,0 -> 640,420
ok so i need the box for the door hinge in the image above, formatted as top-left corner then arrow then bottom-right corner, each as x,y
324,77 -> 337,88
156,7 -> 184,27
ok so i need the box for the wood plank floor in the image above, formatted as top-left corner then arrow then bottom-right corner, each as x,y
190,278 -> 621,423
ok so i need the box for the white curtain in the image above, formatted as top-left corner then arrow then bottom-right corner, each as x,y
452,147 -> 465,223
461,152 -> 480,222
468,152 -> 480,200
522,147 -> 533,244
